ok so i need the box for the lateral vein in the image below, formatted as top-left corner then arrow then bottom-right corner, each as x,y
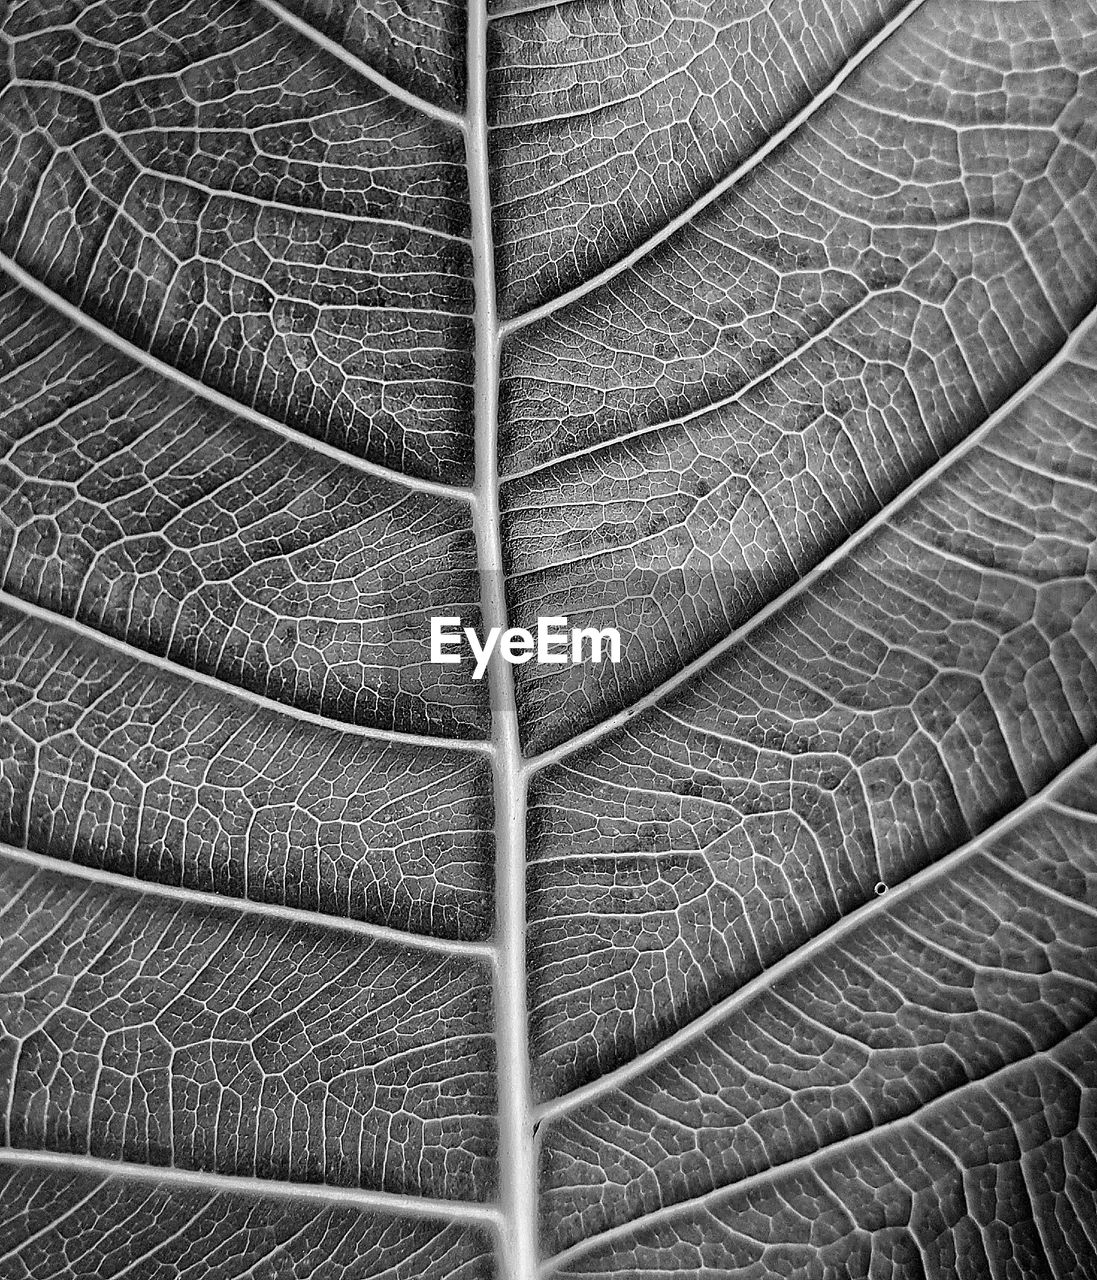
0,589 -> 492,755
0,252 -> 472,504
0,843 -> 496,960
502,293 -> 872,486
488,0 -> 588,19
0,1148 -> 502,1227
524,298 -> 1097,774
255,0 -> 466,131
542,1011 -> 1096,1274
534,740 -> 1097,1125
498,0 -> 929,336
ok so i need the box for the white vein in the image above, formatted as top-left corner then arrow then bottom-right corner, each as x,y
0,252 -> 472,504
0,844 -> 495,959
543,1011 -> 1094,1273
0,589 -> 492,755
498,0 -> 930,337
524,299 -> 1097,775
465,4 -> 540,1277
0,1148 -> 502,1227
256,0 -> 466,132
535,740 -> 1097,1125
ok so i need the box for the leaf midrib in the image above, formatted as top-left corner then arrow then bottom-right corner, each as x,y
465,5 -> 540,1277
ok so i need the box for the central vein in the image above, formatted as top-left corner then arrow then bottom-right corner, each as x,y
464,5 -> 538,1277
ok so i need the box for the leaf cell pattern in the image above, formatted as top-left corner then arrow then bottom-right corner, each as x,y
0,0 -> 1095,1277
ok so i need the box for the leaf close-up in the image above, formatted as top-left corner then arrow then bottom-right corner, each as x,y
0,0 -> 1096,1276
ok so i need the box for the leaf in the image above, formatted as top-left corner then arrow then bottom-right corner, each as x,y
0,0 -> 1095,1277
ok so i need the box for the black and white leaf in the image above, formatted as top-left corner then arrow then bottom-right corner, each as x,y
0,0 -> 1095,1277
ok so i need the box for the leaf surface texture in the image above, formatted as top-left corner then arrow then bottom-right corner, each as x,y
0,0 -> 1095,1277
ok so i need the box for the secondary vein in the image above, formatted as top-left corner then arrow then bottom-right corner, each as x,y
542,1010 -> 1095,1273
256,0 -> 466,131
0,843 -> 496,960
534,740 -> 1097,1125
524,297 -> 1097,775
0,1148 -> 502,1227
498,0 -> 929,337
0,252 -> 472,505
0,589 -> 491,755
